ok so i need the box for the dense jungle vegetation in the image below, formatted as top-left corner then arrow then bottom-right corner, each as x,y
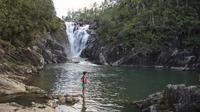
0,0 -> 62,45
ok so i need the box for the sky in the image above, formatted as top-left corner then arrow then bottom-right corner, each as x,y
53,0 -> 104,18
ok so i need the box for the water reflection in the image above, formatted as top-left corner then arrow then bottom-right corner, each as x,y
81,96 -> 86,112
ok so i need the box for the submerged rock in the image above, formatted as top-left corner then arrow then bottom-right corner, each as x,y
65,96 -> 80,105
55,95 -> 80,105
55,105 -> 77,112
134,84 -> 200,112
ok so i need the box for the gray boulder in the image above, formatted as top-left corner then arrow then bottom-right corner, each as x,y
134,84 -> 200,112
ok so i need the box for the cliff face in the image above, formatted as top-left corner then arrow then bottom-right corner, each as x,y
81,23 -> 200,71
31,20 -> 69,64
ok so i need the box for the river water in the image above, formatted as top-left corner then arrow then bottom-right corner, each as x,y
31,62 -> 200,112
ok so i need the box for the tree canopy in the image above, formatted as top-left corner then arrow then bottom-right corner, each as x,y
0,0 -> 62,45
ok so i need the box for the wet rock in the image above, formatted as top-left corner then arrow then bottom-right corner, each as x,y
25,86 -> 46,94
56,95 -> 80,105
65,96 -> 80,105
55,105 -> 77,112
47,100 -> 58,108
58,95 -> 66,104
81,33 -> 102,64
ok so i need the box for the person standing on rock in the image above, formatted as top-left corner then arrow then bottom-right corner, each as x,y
81,71 -> 88,97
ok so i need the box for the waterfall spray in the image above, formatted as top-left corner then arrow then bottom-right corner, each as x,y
66,22 -> 89,58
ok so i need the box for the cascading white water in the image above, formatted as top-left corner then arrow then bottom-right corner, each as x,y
66,22 -> 89,58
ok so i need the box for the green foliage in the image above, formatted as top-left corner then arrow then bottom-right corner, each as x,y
64,0 -> 200,49
0,0 -> 61,45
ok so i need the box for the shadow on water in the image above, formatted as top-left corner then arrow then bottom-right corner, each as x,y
81,96 -> 86,112
30,63 -> 200,112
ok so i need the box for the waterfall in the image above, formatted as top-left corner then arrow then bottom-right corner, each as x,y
66,22 -> 89,58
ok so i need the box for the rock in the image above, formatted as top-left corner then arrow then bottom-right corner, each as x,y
0,48 -> 5,59
80,33 -> 102,64
32,46 -> 40,51
89,21 -> 97,29
56,95 -> 80,105
47,99 -> 58,108
0,63 -> 12,73
134,84 -> 200,112
82,23 -> 200,71
15,65 -> 34,74
22,48 -> 45,70
42,49 -> 53,64
0,103 -> 55,112
4,63 -> 38,75
58,95 -> 66,104
35,37 -> 68,64
0,75 -> 26,96
99,53 -> 108,65
8,74 -> 28,83
65,96 -> 80,105
55,105 -> 77,112
25,86 -> 46,94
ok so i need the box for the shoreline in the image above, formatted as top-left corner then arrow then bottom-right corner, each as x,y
109,64 -> 194,72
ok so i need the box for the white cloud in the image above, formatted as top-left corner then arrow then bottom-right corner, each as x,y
53,0 -> 104,18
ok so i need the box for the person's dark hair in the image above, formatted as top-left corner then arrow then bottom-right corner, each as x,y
83,71 -> 87,75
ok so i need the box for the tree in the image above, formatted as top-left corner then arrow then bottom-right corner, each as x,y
0,0 -> 61,45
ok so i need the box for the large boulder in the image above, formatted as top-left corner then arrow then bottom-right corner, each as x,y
0,75 -> 26,96
134,84 -> 200,112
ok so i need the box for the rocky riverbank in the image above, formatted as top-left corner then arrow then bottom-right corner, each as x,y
0,19 -> 71,111
133,84 -> 200,112
81,22 -> 200,71
0,93 -> 80,112
0,28 -> 68,95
